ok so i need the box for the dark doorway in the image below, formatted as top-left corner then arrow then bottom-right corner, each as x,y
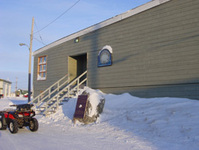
68,53 -> 87,82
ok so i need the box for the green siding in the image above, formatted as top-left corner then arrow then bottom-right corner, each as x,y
33,0 -> 199,99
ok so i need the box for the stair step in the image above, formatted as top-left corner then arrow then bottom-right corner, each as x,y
45,110 -> 56,114
70,93 -> 75,95
51,106 -> 57,109
51,99 -> 58,102
37,107 -> 46,109
35,110 -> 44,115
62,99 -> 69,102
48,103 -> 56,106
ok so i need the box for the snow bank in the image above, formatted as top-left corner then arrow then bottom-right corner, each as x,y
78,87 -> 105,117
40,87 -> 105,125
1,88 -> 199,150
99,93 -> 199,149
39,97 -> 77,125
37,87 -> 199,149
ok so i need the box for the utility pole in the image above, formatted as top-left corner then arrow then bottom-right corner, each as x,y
28,17 -> 34,102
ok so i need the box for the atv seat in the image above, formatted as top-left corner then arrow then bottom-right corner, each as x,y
16,104 -> 34,112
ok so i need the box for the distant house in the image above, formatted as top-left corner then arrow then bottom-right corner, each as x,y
32,0 -> 199,100
0,79 -> 12,98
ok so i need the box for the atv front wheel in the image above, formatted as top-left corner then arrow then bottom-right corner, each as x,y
0,114 -> 7,130
29,118 -> 38,132
9,119 -> 18,134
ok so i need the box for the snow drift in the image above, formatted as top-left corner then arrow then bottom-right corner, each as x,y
0,87 -> 199,150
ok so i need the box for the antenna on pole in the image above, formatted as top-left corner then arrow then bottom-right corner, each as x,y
15,77 -> 18,92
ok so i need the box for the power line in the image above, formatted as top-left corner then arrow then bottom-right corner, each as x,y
34,20 -> 46,45
34,0 -> 81,34
34,37 -> 46,45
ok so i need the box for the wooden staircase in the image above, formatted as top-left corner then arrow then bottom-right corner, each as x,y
29,71 -> 87,115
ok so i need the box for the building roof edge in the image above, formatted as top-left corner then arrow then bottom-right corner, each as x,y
0,79 -> 12,84
33,0 -> 170,56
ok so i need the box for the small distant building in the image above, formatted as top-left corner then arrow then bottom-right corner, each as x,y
0,79 -> 12,98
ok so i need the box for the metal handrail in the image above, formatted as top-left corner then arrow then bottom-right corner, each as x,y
42,71 -> 87,115
28,74 -> 68,105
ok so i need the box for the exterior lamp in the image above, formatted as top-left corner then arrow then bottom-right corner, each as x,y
19,17 -> 34,103
19,43 -> 32,102
74,37 -> 80,43
19,43 -> 27,47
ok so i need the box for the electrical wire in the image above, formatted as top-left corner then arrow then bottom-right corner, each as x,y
34,37 -> 46,45
34,0 -> 81,34
34,21 -> 46,45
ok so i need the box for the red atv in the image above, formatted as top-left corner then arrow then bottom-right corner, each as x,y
0,104 -> 38,134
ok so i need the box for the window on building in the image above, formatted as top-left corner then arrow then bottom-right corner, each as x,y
37,56 -> 47,80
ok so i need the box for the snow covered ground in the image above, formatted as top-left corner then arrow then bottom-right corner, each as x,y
0,88 -> 199,150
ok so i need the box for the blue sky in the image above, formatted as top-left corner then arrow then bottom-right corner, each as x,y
0,0 -> 151,91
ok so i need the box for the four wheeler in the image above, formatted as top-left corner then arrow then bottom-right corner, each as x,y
0,104 -> 38,134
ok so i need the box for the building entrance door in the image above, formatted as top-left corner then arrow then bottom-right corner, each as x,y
68,53 -> 87,82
